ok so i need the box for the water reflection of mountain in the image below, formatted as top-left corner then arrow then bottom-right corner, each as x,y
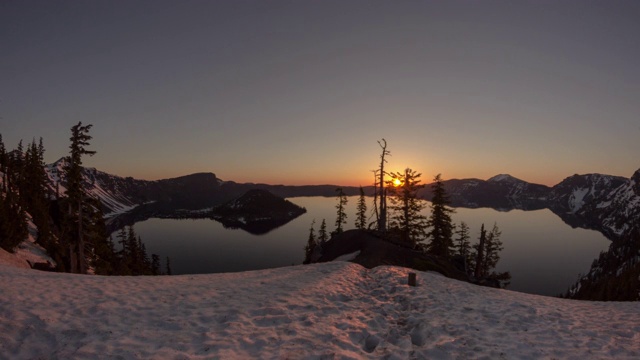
104,169 -> 640,244
107,189 -> 306,236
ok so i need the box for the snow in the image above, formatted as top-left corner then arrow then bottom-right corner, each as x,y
0,248 -> 30,269
12,237 -> 54,269
1,262 -> 639,359
487,174 -> 523,184
2,216 -> 56,269
569,187 -> 590,213
488,174 -> 519,183
334,250 -> 361,262
45,158 -> 140,218
103,203 -> 139,219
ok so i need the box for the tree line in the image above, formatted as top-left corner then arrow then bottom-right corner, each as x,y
0,123 -> 169,276
304,139 -> 510,285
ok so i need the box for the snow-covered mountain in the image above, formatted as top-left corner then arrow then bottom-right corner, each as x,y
487,173 -> 521,183
45,158 -> 227,218
561,170 -> 640,300
421,170 -> 639,243
425,175 -> 550,211
548,171 -> 638,239
548,173 -> 627,214
581,170 -> 640,238
46,158 -> 143,217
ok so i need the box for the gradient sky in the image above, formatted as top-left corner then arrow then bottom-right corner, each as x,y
2,1 -> 639,186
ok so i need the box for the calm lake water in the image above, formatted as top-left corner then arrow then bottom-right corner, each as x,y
127,196 -> 610,296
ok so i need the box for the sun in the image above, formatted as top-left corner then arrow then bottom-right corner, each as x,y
392,178 -> 402,187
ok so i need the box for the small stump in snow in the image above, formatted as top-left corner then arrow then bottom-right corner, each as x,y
408,272 -> 417,287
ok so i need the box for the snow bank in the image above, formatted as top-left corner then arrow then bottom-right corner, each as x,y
0,248 -> 30,269
1,262 -> 639,359
0,217 -> 55,270
334,250 -> 361,262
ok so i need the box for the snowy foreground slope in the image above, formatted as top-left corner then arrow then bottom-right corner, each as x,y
1,263 -> 639,359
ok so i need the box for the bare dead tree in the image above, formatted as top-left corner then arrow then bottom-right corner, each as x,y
369,169 -> 379,229
377,139 -> 390,232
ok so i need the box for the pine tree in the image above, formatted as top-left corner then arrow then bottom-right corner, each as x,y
0,130 -> 130,275
116,228 -> 128,256
333,188 -> 348,235
126,226 -> 141,274
9,140 -> 24,190
110,225 -> 158,276
303,220 -> 317,264
166,256 -> 172,275
115,227 -> 130,275
93,235 -> 116,275
483,223 -> 505,277
0,136 -> 28,252
318,219 -> 328,245
63,122 -> 96,273
0,188 -> 28,252
0,134 -> 6,177
355,186 -> 367,230
455,222 -> 472,263
84,197 -> 113,275
387,168 -> 428,247
472,224 -> 487,279
140,239 -> 149,272
151,254 -> 161,275
426,174 -> 455,258
0,135 -> 6,196
471,223 -> 510,285
20,138 -> 52,248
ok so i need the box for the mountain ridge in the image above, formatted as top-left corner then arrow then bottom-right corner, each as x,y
45,159 -> 639,241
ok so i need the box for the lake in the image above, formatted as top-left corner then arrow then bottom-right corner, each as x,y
125,196 -> 610,296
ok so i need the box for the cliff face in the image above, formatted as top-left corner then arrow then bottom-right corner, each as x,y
547,172 -> 640,239
555,170 -> 640,300
46,158 -> 225,216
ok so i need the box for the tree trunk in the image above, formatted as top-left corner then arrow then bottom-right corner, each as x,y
371,171 -> 379,229
378,142 -> 387,232
474,226 -> 486,279
68,202 -> 78,273
78,193 -> 86,274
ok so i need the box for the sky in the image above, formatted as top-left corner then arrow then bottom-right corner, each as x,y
1,0 -> 639,186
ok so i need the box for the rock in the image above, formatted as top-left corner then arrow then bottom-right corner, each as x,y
211,189 -> 306,235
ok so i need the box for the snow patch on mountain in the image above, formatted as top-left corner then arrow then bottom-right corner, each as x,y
568,187 -> 589,213
595,176 -> 640,237
487,174 -> 521,183
549,173 -> 629,221
334,250 -> 361,262
45,158 -> 140,218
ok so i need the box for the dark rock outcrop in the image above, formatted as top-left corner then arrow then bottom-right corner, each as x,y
211,189 -> 306,235
316,230 -> 469,282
